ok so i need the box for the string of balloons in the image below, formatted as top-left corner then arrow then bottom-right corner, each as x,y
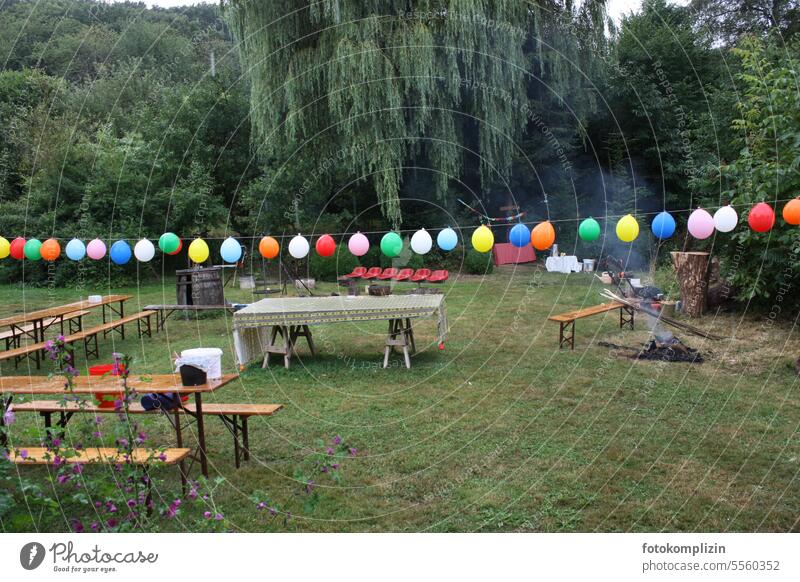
0,199 -> 798,264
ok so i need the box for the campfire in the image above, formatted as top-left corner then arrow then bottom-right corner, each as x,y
638,331 -> 703,363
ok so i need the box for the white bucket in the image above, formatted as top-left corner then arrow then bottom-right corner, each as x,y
179,348 -> 223,379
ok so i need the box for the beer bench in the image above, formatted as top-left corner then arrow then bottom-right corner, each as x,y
144,304 -> 236,331
13,400 -> 283,469
548,302 -> 635,350
0,310 -> 90,350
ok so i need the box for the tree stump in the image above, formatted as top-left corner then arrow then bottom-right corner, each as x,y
670,252 -> 710,318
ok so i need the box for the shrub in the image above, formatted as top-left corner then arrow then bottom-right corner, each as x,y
308,246 -> 358,281
463,249 -> 494,274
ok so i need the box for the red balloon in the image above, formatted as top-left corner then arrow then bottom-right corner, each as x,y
167,239 -> 183,256
10,237 -> 26,260
748,202 -> 775,233
315,234 -> 336,257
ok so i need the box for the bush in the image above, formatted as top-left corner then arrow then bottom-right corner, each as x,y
308,246 -> 358,281
463,249 -> 494,274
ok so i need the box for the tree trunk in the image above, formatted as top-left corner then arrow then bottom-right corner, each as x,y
671,252 -> 710,318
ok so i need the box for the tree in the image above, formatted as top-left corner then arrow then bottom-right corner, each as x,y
688,0 -> 800,44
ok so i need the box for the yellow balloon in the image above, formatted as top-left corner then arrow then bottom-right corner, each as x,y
0,236 -> 9,259
471,225 -> 494,253
188,238 -> 210,263
616,214 -> 640,243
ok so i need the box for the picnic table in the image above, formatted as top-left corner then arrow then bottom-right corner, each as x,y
0,294 -> 132,344
0,373 -> 239,477
233,295 -> 448,369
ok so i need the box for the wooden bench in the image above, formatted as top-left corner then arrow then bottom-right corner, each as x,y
548,301 -> 635,350
13,400 -> 283,468
0,310 -> 90,350
0,311 -> 156,369
6,446 -> 190,465
144,304 -> 235,331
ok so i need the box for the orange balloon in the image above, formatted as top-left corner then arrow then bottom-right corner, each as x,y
531,221 -> 556,251
259,236 -> 280,259
782,198 -> 800,225
40,238 -> 61,261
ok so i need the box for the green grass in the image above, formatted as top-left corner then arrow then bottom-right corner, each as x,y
1,266 -> 798,532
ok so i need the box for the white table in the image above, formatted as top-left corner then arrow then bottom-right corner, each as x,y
545,256 -> 582,274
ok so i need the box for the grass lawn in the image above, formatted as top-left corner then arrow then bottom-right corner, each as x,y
1,266 -> 798,532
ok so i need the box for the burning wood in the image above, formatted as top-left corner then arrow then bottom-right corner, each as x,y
598,332 -> 704,363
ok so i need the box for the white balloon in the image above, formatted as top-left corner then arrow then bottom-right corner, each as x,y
288,234 -> 310,259
713,205 -> 738,233
410,228 -> 433,255
133,239 -> 155,262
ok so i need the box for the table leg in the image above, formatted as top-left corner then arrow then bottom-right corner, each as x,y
119,300 -> 125,340
242,417 -> 249,461
194,392 -> 208,477
0,395 -> 13,447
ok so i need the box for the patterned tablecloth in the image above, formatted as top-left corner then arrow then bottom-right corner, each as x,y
232,295 -> 448,365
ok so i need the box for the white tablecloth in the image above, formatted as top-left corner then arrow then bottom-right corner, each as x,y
545,256 -> 582,274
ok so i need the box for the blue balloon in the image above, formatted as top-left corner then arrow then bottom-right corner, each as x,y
508,223 -> 530,247
220,237 -> 242,263
110,240 -> 132,265
437,227 -> 458,252
65,239 -> 85,261
651,211 -> 676,239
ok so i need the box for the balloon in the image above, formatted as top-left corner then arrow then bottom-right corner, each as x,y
782,198 -> 800,225
471,225 -> 494,253
134,239 -> 155,262
315,234 -> 336,257
0,236 -> 9,259
650,212 -> 675,239
687,208 -> 715,240
158,232 -> 180,254
110,240 -> 132,265
288,235 -> 310,259
220,237 -> 242,263
167,239 -> 183,256
10,237 -> 26,260
86,239 -> 107,260
410,228 -> 433,254
615,214 -> 639,243
65,239 -> 85,261
531,221 -> 556,250
508,223 -> 531,247
259,236 -> 280,259
437,227 -> 458,251
40,239 -> 61,261
578,218 -> 601,242
380,232 -> 403,258
713,205 -> 738,233
347,232 -> 369,257
23,239 -> 42,261
188,238 -> 210,263
748,202 -> 775,233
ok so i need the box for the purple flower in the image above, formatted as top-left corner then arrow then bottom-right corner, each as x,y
90,522 -> 100,532
268,507 -> 277,516
187,488 -> 198,500
158,453 -> 167,462
203,511 -> 212,519
326,447 -> 334,456
305,480 -> 315,494
2,405 -> 15,426
51,438 -> 61,447
107,503 -> 118,514
19,449 -> 28,459
57,335 -> 65,342
116,438 -> 129,448
92,431 -> 102,438
44,340 -> 53,351
94,416 -> 103,425
57,474 -> 70,484
256,502 -> 266,510
127,499 -> 136,508
214,513 -> 223,521
53,456 -> 63,467
332,435 -> 342,445
71,519 -> 84,533
349,447 -> 357,457
106,519 -> 118,528
320,465 -> 329,473
332,463 -> 339,470
72,464 -> 83,474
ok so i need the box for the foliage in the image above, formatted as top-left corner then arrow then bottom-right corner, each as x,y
463,249 -> 494,275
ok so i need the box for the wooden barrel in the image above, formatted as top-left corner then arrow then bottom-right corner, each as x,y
176,268 -> 225,306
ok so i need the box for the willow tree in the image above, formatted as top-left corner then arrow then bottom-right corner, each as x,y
225,1 -> 605,224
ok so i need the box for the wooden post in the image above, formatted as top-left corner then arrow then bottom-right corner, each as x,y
670,252 -> 710,318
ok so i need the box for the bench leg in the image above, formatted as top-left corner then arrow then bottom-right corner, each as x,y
558,321 -> 575,350
242,417 -> 249,461
620,307 -> 635,330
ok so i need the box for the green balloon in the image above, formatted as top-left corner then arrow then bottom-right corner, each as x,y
23,238 -> 42,261
578,218 -> 601,242
380,232 -> 403,258
158,232 -> 180,253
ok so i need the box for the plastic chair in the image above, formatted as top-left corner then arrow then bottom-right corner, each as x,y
410,268 -> 431,283
393,268 -> 414,281
345,266 -> 367,279
362,267 -> 383,279
377,268 -> 399,280
428,270 -> 449,283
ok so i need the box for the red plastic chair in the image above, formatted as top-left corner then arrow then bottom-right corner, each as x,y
377,267 -> 399,280
345,266 -> 367,279
428,270 -> 449,283
362,267 -> 383,279
410,268 -> 431,283
393,268 -> 414,281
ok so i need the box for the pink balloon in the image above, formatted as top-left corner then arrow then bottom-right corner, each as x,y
348,232 -> 369,257
688,208 -> 715,240
86,238 -> 107,260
